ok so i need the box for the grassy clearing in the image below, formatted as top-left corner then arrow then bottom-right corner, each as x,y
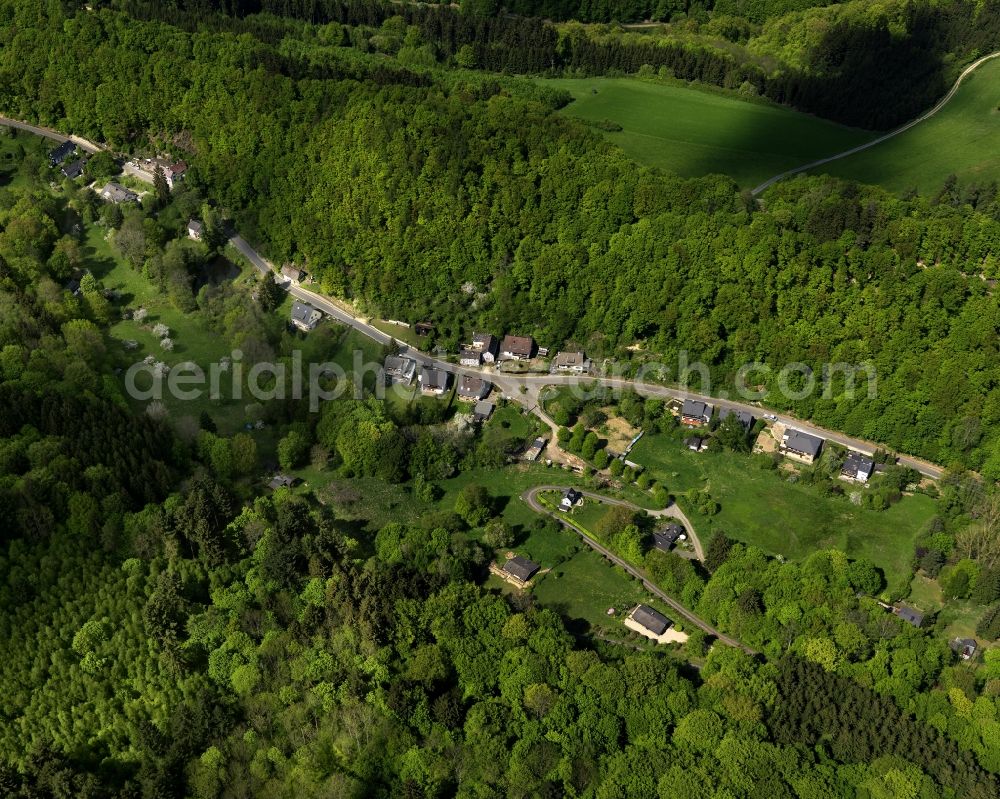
822,58 -> 1000,193
542,76 -> 873,188
630,433 -> 936,593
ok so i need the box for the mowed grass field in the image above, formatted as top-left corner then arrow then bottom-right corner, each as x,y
823,57 -> 1000,193
542,77 -> 874,187
630,434 -> 936,594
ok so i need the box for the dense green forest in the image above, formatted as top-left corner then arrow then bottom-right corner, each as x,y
2,139 -> 1000,797
4,5 -> 1000,793
114,0 -> 1000,129
5,0 -> 1000,469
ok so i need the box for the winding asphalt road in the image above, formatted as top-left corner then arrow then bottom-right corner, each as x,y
751,51 -> 1000,195
3,115 -> 949,480
523,486 -> 754,653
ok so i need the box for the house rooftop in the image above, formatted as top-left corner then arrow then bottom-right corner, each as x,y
842,451 -> 875,477
630,604 -> 671,635
290,301 -> 320,325
420,367 -> 449,390
49,140 -> 75,163
268,474 -> 296,490
681,399 -> 711,419
187,219 -> 202,233
472,332 -> 498,349
553,350 -> 587,368
473,399 -> 495,420
501,334 -> 534,357
503,556 -> 540,583
897,605 -> 924,627
457,374 -> 490,399
783,429 -> 824,459
653,523 -> 684,551
61,158 -> 85,179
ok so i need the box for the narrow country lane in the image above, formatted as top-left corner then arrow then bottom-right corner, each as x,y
0,114 -> 948,480
522,486 -> 755,654
750,51 -> 1000,195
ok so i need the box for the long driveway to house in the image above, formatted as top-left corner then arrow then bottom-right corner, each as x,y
522,486 -> 754,654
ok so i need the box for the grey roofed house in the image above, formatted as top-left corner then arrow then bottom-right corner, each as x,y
684,436 -> 704,451
61,158 -> 85,179
841,452 -> 875,482
630,604 -> 671,635
457,374 -> 490,400
719,408 -> 755,431
268,474 -> 296,490
782,429 -> 824,460
897,605 -> 924,627
419,367 -> 450,393
653,523 -> 684,552
187,219 -> 203,239
290,300 -> 322,331
49,140 -> 76,166
681,399 -> 712,425
459,348 -> 482,366
384,355 -> 416,382
473,399 -> 495,422
281,264 -> 306,283
503,556 -> 540,582
100,182 -> 138,204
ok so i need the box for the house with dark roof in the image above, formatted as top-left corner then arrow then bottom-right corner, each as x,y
415,322 -> 434,337
268,474 -> 297,490
281,264 -> 306,284
684,436 -> 706,452
625,604 -> 673,641
681,399 -> 712,427
187,219 -> 203,240
384,355 -> 416,384
471,332 -> 499,363
419,367 -> 450,396
897,605 -> 924,628
502,555 -> 540,585
780,428 -> 824,464
841,452 -> 875,483
473,399 -> 495,423
653,523 -> 685,552
560,487 -> 583,511
459,348 -> 482,367
290,301 -> 322,332
552,350 -> 590,373
385,356 -> 416,384
500,334 -> 534,361
951,638 -> 977,660
457,374 -> 490,400
49,140 -> 76,166
61,158 -> 86,180
719,408 -> 755,432
100,182 -> 138,204
164,161 -> 187,188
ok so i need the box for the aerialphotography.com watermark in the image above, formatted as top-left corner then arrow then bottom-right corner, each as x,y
125,349 -> 878,411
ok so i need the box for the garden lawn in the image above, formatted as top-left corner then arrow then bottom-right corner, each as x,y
542,77 -> 873,187
630,433 -> 936,593
822,57 -> 1000,193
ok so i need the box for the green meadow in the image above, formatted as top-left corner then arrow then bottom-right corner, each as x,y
542,77 -> 873,187
630,434 -> 936,594
823,57 -> 1000,193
